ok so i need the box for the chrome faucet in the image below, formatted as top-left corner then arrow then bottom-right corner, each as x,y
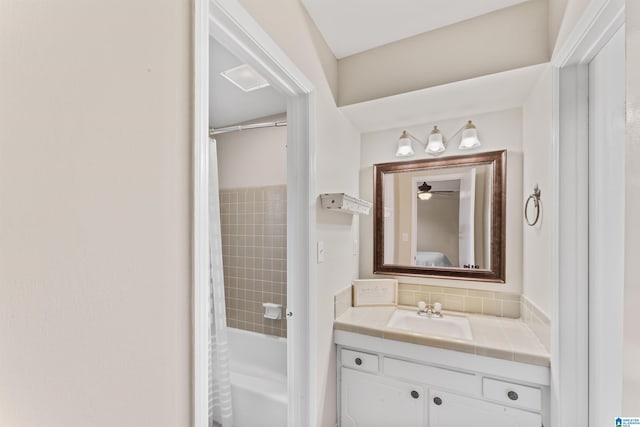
417,301 -> 443,318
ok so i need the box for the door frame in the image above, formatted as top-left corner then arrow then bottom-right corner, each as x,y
587,25 -> 625,425
550,0 -> 624,425
193,1 -> 316,426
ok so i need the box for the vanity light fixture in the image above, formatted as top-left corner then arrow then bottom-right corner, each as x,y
458,120 -> 481,150
396,131 -> 415,157
395,120 -> 481,157
425,126 -> 445,155
417,182 -> 433,200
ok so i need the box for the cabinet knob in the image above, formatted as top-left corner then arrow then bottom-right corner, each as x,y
507,390 -> 519,401
433,396 -> 442,406
410,390 -> 420,399
355,357 -> 362,366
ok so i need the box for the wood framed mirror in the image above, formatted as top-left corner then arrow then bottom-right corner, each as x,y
374,150 -> 506,282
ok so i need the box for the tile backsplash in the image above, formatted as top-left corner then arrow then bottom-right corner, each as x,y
521,296 -> 550,351
333,282 -> 522,319
396,283 -> 521,318
220,185 -> 287,337
334,286 -> 353,319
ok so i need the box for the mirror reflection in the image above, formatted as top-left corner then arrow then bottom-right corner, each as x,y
374,150 -> 506,282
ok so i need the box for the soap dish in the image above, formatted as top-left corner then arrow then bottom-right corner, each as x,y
263,303 -> 282,320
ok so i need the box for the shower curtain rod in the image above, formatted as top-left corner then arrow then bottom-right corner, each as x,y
209,120 -> 287,136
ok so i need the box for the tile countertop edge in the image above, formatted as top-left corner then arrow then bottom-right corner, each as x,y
334,307 -> 551,367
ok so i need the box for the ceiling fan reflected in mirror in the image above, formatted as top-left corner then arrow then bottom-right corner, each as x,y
417,181 -> 457,200
417,182 -> 433,200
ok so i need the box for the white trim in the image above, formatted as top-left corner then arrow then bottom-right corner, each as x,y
552,62 -> 590,427
286,91 -> 316,427
193,0 -> 210,426
197,1 -> 316,426
550,0 -> 624,425
551,0 -> 625,67
587,25 -> 625,424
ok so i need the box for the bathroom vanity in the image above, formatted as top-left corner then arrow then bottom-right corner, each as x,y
334,307 -> 549,427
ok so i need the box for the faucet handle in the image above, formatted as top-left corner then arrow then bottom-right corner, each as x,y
417,301 -> 427,311
433,302 -> 442,314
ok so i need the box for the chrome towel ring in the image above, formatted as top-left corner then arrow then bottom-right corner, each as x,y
524,185 -> 542,226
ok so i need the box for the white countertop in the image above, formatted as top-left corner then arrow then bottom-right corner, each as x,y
334,306 -> 550,367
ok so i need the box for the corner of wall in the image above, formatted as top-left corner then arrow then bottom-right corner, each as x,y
301,7 -> 338,104
548,0 -> 570,55
521,64 -> 553,318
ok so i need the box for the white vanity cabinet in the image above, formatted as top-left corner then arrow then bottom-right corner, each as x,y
428,389 -> 541,427
336,331 -> 549,427
341,368 -> 424,427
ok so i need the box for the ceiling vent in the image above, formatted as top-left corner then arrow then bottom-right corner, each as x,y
220,64 -> 270,92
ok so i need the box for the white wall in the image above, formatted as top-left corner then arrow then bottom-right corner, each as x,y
0,2 -> 191,427
235,1 -> 361,426
522,65 -> 554,317
359,108 -> 524,293
623,0 -> 640,412
215,114 -> 287,188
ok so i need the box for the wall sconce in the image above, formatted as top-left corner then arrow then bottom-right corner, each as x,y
395,120 -> 481,157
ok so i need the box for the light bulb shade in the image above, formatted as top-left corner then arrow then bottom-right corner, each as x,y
417,191 -> 432,200
396,133 -> 414,157
458,122 -> 481,149
425,129 -> 445,155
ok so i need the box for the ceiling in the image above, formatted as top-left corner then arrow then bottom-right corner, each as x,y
209,38 -> 286,129
209,0 -> 543,131
301,0 -> 530,58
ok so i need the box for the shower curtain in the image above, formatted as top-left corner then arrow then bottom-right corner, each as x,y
208,138 -> 233,427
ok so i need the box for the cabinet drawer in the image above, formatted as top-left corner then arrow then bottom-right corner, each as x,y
429,389 -> 542,427
384,357 -> 480,396
341,348 -> 379,373
482,378 -> 541,411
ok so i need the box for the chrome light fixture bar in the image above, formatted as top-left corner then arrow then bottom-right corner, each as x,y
395,120 -> 481,157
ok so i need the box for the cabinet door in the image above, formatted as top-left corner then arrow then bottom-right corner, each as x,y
429,389 -> 541,427
340,368 -> 424,427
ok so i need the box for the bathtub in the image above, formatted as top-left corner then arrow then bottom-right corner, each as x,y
227,327 -> 287,427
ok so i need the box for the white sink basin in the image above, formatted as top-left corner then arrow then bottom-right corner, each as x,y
386,310 -> 473,340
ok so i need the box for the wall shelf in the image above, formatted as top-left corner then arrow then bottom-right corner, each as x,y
320,193 -> 372,215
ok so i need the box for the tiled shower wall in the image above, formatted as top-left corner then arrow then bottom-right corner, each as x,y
220,185 -> 287,337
